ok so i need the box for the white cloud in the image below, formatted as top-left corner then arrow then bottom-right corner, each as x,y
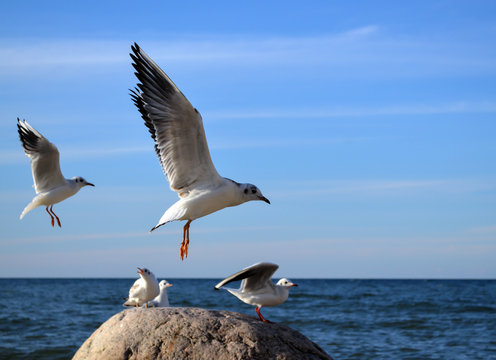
206,101 -> 496,121
270,178 -> 496,198
468,225 -> 496,234
2,234 -> 495,278
0,27 -> 378,70
1,25 -> 495,77
0,145 -> 150,165
0,225 -> 281,247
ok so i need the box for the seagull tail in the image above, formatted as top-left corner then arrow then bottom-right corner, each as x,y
20,200 -> 38,219
122,299 -> 136,307
151,206 -> 187,232
150,222 -> 167,233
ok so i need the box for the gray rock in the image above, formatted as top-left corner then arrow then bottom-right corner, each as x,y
73,307 -> 332,360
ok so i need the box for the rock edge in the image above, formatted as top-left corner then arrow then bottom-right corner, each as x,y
73,307 -> 332,360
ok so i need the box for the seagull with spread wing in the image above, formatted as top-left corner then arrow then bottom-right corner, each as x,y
17,119 -> 94,227
129,43 -> 270,260
214,262 -> 298,322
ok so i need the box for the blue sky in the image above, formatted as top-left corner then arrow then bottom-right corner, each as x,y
0,1 -> 495,278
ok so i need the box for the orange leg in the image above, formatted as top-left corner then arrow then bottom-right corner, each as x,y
180,220 -> 192,260
46,206 -> 55,227
49,205 -> 61,227
255,306 -> 271,323
185,222 -> 190,256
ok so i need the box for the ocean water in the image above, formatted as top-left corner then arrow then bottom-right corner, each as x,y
0,279 -> 495,360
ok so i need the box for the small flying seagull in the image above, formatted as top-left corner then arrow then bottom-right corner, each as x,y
123,267 -> 160,308
214,262 -> 298,322
129,43 -> 270,260
17,119 -> 94,227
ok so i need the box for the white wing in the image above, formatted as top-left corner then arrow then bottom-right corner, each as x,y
130,43 -> 222,196
215,262 -> 279,292
17,119 -> 66,193
128,278 -> 144,299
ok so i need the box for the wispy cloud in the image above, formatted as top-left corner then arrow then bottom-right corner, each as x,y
467,225 -> 496,234
0,145 -> 150,165
1,25 -> 495,77
270,178 -> 496,198
206,101 -> 496,121
0,27 -> 378,71
0,225 -> 282,247
2,234 -> 495,277
3,99 -> 495,163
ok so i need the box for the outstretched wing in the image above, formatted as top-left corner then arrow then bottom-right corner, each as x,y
214,262 -> 279,292
17,119 -> 66,193
130,43 -> 222,196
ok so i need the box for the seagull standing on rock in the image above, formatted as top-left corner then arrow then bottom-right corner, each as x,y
17,119 -> 94,227
123,267 -> 160,308
146,280 -> 173,308
129,43 -> 270,260
215,262 -> 298,322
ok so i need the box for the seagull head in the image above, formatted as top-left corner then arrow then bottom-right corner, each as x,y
137,267 -> 155,280
276,278 -> 298,289
72,176 -> 95,188
241,183 -> 270,204
159,280 -> 173,290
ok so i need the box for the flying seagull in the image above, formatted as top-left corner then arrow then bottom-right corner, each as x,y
17,119 -> 94,227
123,267 -> 160,308
129,43 -> 270,260
214,262 -> 297,322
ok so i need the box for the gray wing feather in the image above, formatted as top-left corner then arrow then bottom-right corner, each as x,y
214,262 -> 279,292
17,119 -> 66,193
130,43 -> 222,194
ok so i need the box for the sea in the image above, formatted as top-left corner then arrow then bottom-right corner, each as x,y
0,279 -> 495,360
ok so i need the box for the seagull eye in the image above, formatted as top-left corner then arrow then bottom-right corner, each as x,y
251,189 -> 256,194
244,189 -> 248,194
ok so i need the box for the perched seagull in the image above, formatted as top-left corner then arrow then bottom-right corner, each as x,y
123,267 -> 160,308
214,262 -> 298,322
17,119 -> 94,227
129,43 -> 270,260
145,279 -> 173,308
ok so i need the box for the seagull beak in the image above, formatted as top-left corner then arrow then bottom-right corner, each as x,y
167,284 -> 173,287
259,196 -> 270,204
137,267 -> 144,274
291,283 -> 298,287
86,182 -> 95,187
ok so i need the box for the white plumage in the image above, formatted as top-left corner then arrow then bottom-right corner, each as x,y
129,43 -> 270,260
17,119 -> 94,227
123,267 -> 160,308
215,262 -> 298,322
146,280 -> 173,308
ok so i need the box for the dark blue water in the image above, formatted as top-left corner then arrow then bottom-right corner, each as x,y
1,279 -> 495,359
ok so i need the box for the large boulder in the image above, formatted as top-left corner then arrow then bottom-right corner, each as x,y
73,307 -> 332,360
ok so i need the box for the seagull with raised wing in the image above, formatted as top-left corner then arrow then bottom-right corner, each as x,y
17,119 -> 94,227
146,279 -> 173,307
129,43 -> 270,260
123,267 -> 160,308
214,262 -> 298,322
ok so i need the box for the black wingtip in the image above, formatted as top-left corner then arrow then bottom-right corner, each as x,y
214,287 -> 219,291
131,42 -> 143,59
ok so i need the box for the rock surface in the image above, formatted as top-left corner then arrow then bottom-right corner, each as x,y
73,307 -> 332,360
